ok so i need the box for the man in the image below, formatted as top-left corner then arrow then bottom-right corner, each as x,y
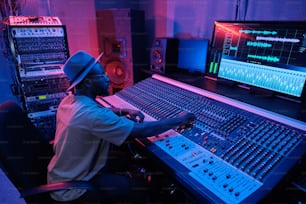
47,50 -> 195,203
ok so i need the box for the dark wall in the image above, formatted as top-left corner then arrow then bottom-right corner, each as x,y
1,0 -> 306,104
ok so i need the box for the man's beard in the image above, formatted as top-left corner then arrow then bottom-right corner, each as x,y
96,86 -> 110,97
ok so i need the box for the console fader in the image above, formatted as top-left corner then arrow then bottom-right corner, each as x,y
98,74 -> 306,204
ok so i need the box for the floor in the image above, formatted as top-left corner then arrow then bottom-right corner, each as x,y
0,166 -> 26,204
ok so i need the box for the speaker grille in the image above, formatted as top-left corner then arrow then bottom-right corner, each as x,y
96,9 -> 146,94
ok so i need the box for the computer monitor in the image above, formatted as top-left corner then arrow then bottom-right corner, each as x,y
177,39 -> 209,74
207,21 -> 306,100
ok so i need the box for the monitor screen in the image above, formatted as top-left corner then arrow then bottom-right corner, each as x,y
207,21 -> 306,99
177,39 -> 209,73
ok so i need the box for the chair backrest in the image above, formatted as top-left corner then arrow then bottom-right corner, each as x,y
0,100 -> 53,191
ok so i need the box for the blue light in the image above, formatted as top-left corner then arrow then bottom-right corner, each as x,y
177,39 -> 209,73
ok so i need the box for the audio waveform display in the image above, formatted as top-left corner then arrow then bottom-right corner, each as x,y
256,36 -> 300,43
218,58 -> 306,97
299,46 -> 306,53
239,29 -> 277,35
246,41 -> 272,48
247,54 -> 280,63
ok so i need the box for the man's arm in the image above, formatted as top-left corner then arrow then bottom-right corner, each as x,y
130,111 -> 195,138
110,107 -> 145,122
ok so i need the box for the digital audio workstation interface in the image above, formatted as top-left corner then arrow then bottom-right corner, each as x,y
207,21 -> 306,100
98,21 -> 306,203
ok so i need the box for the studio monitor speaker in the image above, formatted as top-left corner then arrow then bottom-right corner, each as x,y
96,9 -> 146,94
150,38 -> 179,74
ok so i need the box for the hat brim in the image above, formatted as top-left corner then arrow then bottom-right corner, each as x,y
66,52 -> 104,91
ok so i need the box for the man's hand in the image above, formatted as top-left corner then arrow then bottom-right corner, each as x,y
177,111 -> 196,128
124,109 -> 145,123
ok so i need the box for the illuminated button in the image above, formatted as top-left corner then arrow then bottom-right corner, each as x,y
38,95 -> 47,100
210,147 -> 217,153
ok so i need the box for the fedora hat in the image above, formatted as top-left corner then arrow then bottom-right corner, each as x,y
63,50 -> 104,91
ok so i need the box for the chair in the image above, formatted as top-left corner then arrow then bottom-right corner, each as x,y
0,100 -> 96,203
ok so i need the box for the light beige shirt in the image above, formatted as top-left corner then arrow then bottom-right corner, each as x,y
47,94 -> 134,201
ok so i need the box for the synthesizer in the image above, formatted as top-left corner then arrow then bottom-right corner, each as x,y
97,74 -> 306,204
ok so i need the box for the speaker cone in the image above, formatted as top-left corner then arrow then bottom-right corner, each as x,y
105,60 -> 127,85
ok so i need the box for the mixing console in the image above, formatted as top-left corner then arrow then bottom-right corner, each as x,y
98,74 -> 306,203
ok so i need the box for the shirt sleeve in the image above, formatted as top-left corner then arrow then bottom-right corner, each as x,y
90,107 -> 134,146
